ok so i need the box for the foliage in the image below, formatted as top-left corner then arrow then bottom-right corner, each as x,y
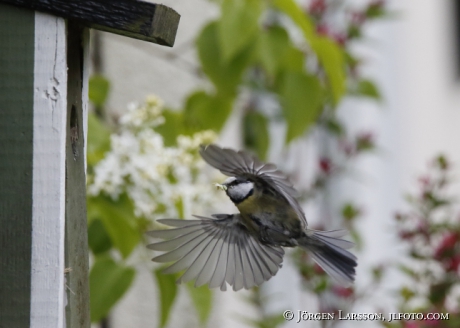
186,282 -> 213,324
379,155 -> 460,328
154,268 -> 178,328
89,74 -> 110,107
90,255 -> 136,322
158,0 -> 384,157
87,95 -> 218,324
86,0 -> 388,326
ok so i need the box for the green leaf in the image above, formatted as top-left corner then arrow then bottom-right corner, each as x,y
219,0 -> 261,62
435,154 -> 449,170
324,118 -> 344,136
429,281 -> 452,305
174,196 -> 184,219
272,0 -> 346,103
257,26 -> 304,78
400,286 -> 415,302
154,268 -> 178,328
365,3 -> 386,19
197,21 -> 255,96
154,109 -> 184,146
312,37 -> 346,103
90,255 -> 136,322
88,218 -> 112,254
87,193 -> 140,259
89,74 -> 110,107
87,112 -> 111,167
349,229 -> 363,251
371,266 -> 384,282
356,79 -> 381,100
398,264 -> 418,279
272,0 -> 315,40
187,282 -> 213,324
283,47 -> 305,73
243,111 -> 269,160
280,72 -> 323,142
341,203 -> 361,221
183,91 -> 233,132
313,277 -> 329,293
257,27 -> 288,77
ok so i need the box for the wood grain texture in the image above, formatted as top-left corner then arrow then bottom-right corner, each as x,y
0,0 -> 180,46
30,12 -> 68,328
0,5 -> 35,327
64,22 -> 91,328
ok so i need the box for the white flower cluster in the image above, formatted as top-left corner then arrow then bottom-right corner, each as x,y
118,95 -> 166,130
88,95 -> 221,220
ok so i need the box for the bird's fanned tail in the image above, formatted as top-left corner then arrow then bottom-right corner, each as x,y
299,230 -> 357,286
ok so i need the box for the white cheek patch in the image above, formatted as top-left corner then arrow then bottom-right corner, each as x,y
229,181 -> 254,200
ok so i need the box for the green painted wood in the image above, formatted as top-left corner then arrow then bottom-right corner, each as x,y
0,0 -> 180,46
65,22 -> 91,328
0,5 -> 34,328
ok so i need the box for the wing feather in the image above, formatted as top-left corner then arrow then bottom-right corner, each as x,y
147,229 -> 204,251
156,218 -> 204,227
199,144 -> 307,227
147,215 -> 284,290
152,230 -> 210,263
208,232 -> 229,289
225,234 -> 236,289
244,239 -> 265,285
249,238 -> 284,276
194,230 -> 225,287
147,225 -> 203,239
160,227 -> 220,272
238,236 -> 255,290
232,235 -> 248,291
178,232 -> 221,284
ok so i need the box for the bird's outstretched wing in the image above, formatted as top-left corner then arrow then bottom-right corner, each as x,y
199,144 -> 307,228
147,215 -> 284,291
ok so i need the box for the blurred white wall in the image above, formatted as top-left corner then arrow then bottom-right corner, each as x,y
94,0 -> 460,327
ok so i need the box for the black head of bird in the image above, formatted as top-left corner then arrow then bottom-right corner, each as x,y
147,144 -> 357,291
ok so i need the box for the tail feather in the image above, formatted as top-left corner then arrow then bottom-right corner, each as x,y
301,230 -> 357,286
312,230 -> 355,250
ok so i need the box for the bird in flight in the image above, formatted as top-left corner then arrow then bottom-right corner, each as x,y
147,144 -> 357,291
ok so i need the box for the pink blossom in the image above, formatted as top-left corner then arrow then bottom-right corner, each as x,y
403,321 -> 419,328
309,0 -> 327,17
319,157 -> 332,174
418,175 -> 431,189
332,286 -> 354,298
446,255 -> 460,272
313,263 -> 325,274
333,33 -> 347,46
316,24 -> 330,36
434,232 -> 458,259
351,12 -> 366,26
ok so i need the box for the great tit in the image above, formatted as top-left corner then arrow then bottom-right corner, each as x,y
147,144 -> 357,291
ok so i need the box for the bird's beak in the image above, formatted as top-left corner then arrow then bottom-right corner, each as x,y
214,183 -> 227,191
